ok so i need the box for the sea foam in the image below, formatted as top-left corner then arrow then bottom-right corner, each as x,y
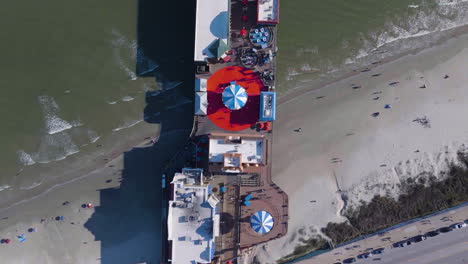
32,132 -> 79,164
121,95 -> 135,102
346,1 -> 468,65
111,29 -> 138,81
38,96 -> 74,135
17,150 -> 36,166
112,119 -> 143,132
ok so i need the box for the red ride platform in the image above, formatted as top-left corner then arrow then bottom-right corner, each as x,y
207,66 -> 266,131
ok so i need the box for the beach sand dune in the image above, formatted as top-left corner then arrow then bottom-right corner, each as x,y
251,33 -> 468,263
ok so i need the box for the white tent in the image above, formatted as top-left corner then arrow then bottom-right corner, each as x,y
195,78 -> 207,92
195,92 -> 208,116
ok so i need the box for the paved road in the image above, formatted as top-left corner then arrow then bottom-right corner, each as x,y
358,227 -> 468,264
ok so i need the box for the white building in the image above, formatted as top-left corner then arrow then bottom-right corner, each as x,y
257,0 -> 280,24
195,78 -> 207,92
195,91 -> 208,116
194,0 -> 229,62
167,168 -> 220,264
209,133 -> 265,173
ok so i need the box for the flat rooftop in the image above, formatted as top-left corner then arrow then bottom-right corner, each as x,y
194,0 -> 229,61
168,169 -> 219,264
257,0 -> 279,24
209,137 -> 264,165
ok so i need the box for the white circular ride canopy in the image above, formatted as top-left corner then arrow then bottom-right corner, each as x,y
222,82 -> 248,110
250,210 -> 274,234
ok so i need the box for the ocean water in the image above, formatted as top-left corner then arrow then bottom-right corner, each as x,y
276,0 -> 468,93
0,0 -> 468,198
0,0 -> 158,192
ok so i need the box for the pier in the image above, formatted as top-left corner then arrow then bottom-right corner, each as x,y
166,0 -> 286,263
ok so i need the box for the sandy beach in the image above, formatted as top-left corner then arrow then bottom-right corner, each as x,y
250,31 -> 468,263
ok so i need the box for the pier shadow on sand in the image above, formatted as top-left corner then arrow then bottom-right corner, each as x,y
84,0 -> 196,263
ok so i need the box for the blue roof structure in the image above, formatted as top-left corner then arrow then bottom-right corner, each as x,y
249,27 -> 272,46
259,92 -> 276,121
250,211 -> 274,234
222,82 -> 248,110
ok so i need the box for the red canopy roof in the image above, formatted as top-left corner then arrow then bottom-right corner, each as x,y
207,66 -> 266,131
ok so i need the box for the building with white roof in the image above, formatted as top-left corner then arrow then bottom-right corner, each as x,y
194,0 -> 230,62
208,133 -> 265,173
195,92 -> 208,116
257,0 -> 280,24
167,168 -> 220,264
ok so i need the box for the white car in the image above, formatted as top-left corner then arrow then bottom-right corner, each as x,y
450,222 -> 467,229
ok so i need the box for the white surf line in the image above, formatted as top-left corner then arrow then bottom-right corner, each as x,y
0,129 -> 191,214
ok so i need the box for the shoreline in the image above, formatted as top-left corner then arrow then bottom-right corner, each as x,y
0,122 -> 160,212
278,24 -> 468,106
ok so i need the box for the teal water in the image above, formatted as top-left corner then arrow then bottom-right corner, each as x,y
0,0 -> 467,194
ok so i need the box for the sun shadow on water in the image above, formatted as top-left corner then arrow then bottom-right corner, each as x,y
84,0 -> 196,263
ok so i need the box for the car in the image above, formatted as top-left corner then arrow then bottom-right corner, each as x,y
411,235 -> 427,243
450,222 -> 467,229
439,226 -> 453,233
343,258 -> 357,263
357,252 -> 372,259
393,240 -> 412,248
371,248 -> 385,254
464,219 -> 468,224
425,230 -> 440,237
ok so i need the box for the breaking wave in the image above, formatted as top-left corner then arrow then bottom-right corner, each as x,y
87,129 -> 100,143
342,0 -> 468,68
17,150 -> 36,166
0,185 -> 11,192
19,181 -> 42,190
111,29 -> 138,80
112,119 -> 143,132
31,132 -> 80,164
38,96 -> 74,135
121,95 -> 135,102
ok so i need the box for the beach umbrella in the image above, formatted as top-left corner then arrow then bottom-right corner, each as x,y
245,194 -> 252,201
208,39 -> 228,59
17,234 -> 26,243
220,186 -> 227,193
222,82 -> 248,110
250,211 -> 274,234
243,200 -> 251,206
240,29 -> 247,37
